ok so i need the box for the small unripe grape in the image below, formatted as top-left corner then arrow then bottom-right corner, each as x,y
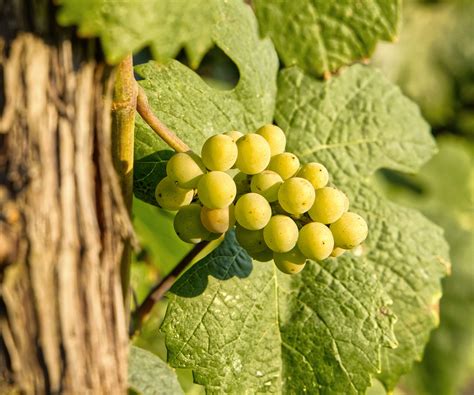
201,134 -> 238,171
174,204 -> 211,243
274,247 -> 307,274
200,205 -> 235,234
250,170 -> 283,202
267,152 -> 300,180
234,172 -> 251,196
167,151 -> 206,189
297,222 -> 334,261
197,171 -> 236,209
235,133 -> 271,174
155,177 -> 194,211
224,130 -> 243,142
330,212 -> 368,249
263,215 -> 298,253
235,193 -> 271,230
330,247 -> 346,257
249,248 -> 274,262
235,226 -> 266,253
256,124 -> 286,156
297,163 -> 329,189
278,177 -> 315,215
308,187 -> 348,224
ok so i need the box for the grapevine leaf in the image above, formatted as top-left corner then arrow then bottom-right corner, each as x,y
378,137 -> 474,395
56,0 -> 219,65
134,0 -> 278,155
254,0 -> 400,76
161,231 -> 396,393
128,345 -> 184,395
275,65 -> 450,390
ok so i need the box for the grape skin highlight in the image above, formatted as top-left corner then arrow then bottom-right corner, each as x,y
278,177 -> 316,215
263,215 -> 298,253
155,177 -> 194,211
197,171 -> 236,209
256,124 -> 286,156
297,222 -> 334,261
234,193 -> 272,230
167,151 -> 206,189
201,134 -> 238,171
235,133 -> 271,174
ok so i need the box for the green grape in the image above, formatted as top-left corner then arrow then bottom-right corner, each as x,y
235,226 -> 266,253
200,205 -> 235,234
249,248 -> 273,262
167,151 -> 206,189
197,171 -> 236,209
155,177 -> 194,211
267,152 -> 300,180
274,247 -> 307,274
235,133 -> 271,174
263,215 -> 298,253
330,247 -> 346,257
250,170 -> 283,202
201,134 -> 238,171
174,204 -> 211,243
330,212 -> 368,249
224,130 -> 243,142
297,222 -> 334,261
234,172 -> 251,196
278,177 -> 315,215
308,187 -> 348,224
256,124 -> 286,156
296,162 -> 329,189
234,193 -> 271,230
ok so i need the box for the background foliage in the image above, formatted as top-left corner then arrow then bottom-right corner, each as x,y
57,0 -> 473,393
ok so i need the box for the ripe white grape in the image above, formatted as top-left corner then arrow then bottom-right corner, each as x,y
249,248 -> 274,262
267,152 -> 300,180
167,151 -> 206,189
250,170 -> 283,202
278,177 -> 315,215
174,204 -> 211,243
297,222 -> 334,261
197,171 -> 236,209
235,226 -> 266,253
201,134 -> 238,171
330,212 -> 368,249
234,193 -> 272,230
297,162 -> 329,189
330,247 -> 346,257
256,124 -> 286,156
235,133 -> 271,174
274,247 -> 307,274
200,205 -> 235,234
263,215 -> 298,253
308,187 -> 348,224
155,177 -> 194,211
224,130 -> 243,142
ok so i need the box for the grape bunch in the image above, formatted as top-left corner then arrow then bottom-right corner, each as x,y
155,125 -> 368,275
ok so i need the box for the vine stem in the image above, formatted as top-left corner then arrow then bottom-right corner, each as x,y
111,54 -> 137,309
130,241 -> 209,336
136,85 -> 190,153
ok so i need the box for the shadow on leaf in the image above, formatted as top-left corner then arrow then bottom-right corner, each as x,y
170,230 -> 253,298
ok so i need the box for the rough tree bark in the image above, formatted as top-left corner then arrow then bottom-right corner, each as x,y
0,1 -> 132,393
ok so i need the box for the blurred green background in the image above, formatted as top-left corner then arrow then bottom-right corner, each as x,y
130,0 -> 473,393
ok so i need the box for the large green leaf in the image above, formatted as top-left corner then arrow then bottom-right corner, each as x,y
378,137 -> 474,395
162,231 -> 396,394
128,345 -> 183,395
134,0 -> 278,155
275,65 -> 450,391
254,0 -> 400,77
57,0 -> 220,65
